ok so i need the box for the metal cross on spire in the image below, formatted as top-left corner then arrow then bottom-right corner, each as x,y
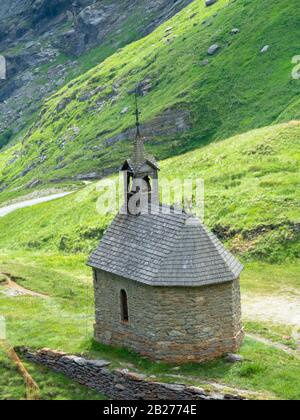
132,90 -> 146,166
134,91 -> 141,138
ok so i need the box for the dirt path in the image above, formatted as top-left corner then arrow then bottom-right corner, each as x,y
0,192 -> 73,218
0,274 -> 48,298
242,293 -> 300,329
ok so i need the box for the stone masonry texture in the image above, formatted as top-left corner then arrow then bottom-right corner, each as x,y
93,270 -> 244,363
20,348 -> 245,400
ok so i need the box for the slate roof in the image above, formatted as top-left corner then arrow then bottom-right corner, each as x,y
88,204 -> 243,287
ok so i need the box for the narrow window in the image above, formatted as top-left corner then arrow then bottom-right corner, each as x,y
143,176 -> 152,192
120,289 -> 129,323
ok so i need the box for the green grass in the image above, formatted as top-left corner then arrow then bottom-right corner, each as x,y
244,321 -> 298,351
1,0 -> 300,192
241,261 -> 300,294
0,252 -> 107,399
0,251 -> 299,400
0,349 -> 107,400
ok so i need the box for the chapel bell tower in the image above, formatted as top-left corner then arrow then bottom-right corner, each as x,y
120,96 -> 159,215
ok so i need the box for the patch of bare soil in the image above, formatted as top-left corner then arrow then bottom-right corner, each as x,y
242,292 -> 300,354
0,273 -> 48,298
242,293 -> 300,328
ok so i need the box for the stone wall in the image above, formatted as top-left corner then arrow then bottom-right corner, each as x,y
93,270 -> 244,363
20,348 -> 244,400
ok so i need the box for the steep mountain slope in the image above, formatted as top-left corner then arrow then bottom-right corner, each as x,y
0,0 -> 193,142
0,0 -> 299,199
0,121 -> 299,262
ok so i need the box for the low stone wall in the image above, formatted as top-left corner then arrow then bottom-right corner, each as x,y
19,348 -> 244,400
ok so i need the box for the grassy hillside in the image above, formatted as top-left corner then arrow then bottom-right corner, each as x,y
1,0 -> 300,196
0,121 -> 299,263
0,0 -> 193,145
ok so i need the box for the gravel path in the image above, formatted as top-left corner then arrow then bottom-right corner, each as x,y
1,280 -> 48,298
0,192 -> 73,217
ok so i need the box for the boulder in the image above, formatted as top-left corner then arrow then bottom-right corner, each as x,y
129,78 -> 154,96
208,44 -> 220,55
201,59 -> 209,66
56,97 -> 72,112
20,164 -> 36,177
231,28 -> 240,35
56,29 -> 87,57
205,0 -> 218,6
225,353 -> 244,363
261,45 -> 270,54
120,107 -> 129,115
78,91 -> 94,102
73,172 -> 102,181
25,179 -> 41,189
163,36 -> 176,45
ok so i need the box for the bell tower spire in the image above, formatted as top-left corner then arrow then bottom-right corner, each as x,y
132,94 -> 146,167
120,93 -> 160,214
134,93 -> 141,137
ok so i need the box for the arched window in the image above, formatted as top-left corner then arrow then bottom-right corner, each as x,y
120,289 -> 129,323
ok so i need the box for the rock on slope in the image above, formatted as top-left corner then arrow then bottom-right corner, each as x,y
0,0 -> 193,139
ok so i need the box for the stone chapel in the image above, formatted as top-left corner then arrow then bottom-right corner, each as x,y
88,109 -> 244,363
